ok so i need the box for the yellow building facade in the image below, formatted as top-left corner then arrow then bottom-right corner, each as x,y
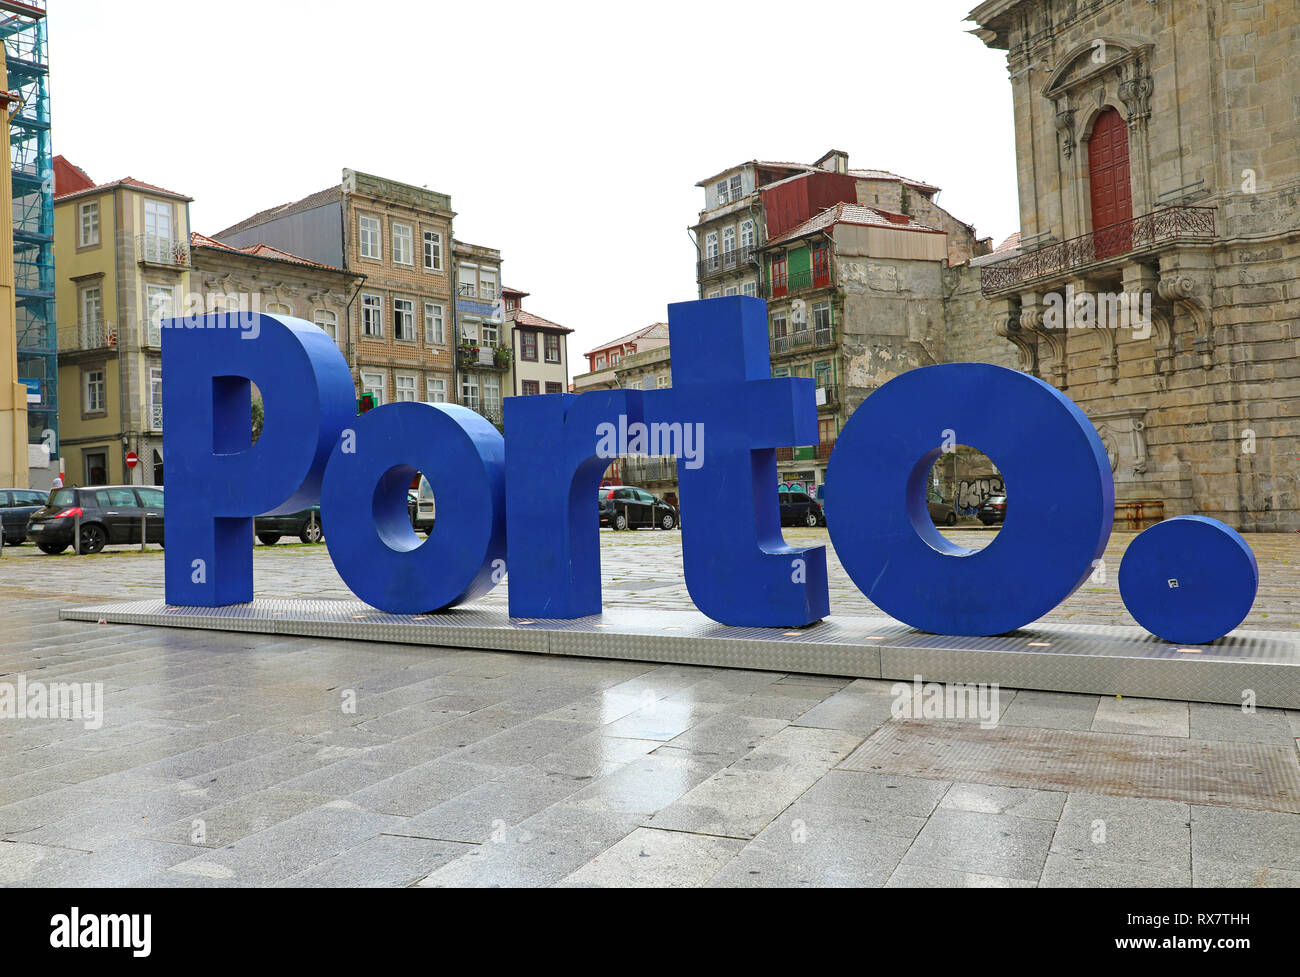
53,160 -> 190,486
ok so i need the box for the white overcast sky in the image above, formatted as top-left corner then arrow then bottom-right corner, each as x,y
49,0 -> 1018,359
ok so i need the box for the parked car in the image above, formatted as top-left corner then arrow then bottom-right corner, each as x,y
255,506 -> 323,545
407,475 -> 435,535
598,486 -> 677,530
927,498 -> 957,526
0,487 -> 49,544
778,490 -> 825,527
978,494 -> 1007,525
27,485 -> 164,554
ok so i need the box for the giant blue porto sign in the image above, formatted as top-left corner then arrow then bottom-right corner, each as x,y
161,297 -> 1257,644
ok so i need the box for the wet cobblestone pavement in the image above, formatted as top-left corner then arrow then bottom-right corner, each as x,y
0,529 -> 1297,887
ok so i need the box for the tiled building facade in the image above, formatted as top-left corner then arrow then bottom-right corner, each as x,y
217,169 -> 456,410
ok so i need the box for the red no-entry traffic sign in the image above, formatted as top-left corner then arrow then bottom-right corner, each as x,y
125,451 -> 139,469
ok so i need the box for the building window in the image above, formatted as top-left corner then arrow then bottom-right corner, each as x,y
812,242 -> 831,288
771,313 -> 788,338
361,371 -> 386,405
84,450 -> 108,486
266,303 -> 291,316
395,374 -> 417,402
84,369 -> 105,413
545,381 -> 563,394
461,372 -> 479,406
392,223 -> 413,265
740,219 -> 755,250
706,289 -> 720,299
544,333 -> 560,363
79,201 -> 100,247
812,301 -> 832,332
313,309 -> 339,344
426,377 -> 447,402
144,200 -> 172,241
424,302 -> 445,345
722,225 -> 735,257
520,331 -> 537,361
723,285 -> 738,296
742,281 -> 758,297
716,180 -> 729,205
80,285 -> 102,325
626,378 -> 641,390
770,254 -> 788,297
657,375 -> 671,388
593,354 -> 606,369
423,230 -> 443,271
393,298 -> 416,341
149,367 -> 163,430
814,360 -> 833,388
483,375 -> 501,413
145,283 -> 175,345
819,417 -> 836,443
361,293 -> 383,337
729,174 -> 742,201
359,215 -> 381,260
481,321 -> 499,347
479,270 -> 497,301
522,380 -> 539,396
458,263 -> 477,298
704,231 -> 718,263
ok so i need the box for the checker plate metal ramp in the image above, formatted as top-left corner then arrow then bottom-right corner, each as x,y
59,599 -> 1300,708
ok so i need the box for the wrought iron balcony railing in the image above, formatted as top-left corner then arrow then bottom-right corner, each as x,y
979,206 -> 1216,295
70,318 -> 116,351
766,269 -> 833,298
138,234 -> 189,267
771,326 -> 834,355
697,245 -> 756,280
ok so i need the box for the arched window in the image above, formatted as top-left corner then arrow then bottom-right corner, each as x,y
313,308 -> 339,345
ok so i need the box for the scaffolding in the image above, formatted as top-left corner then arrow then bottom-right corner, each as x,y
1,0 -> 54,465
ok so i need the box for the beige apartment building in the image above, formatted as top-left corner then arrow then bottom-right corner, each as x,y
217,169 -> 457,409
189,231 -> 362,365
52,157 -> 191,486
501,286 -> 572,399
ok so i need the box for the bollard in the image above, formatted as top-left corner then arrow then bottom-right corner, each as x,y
141,513 -> 147,552
74,512 -> 81,555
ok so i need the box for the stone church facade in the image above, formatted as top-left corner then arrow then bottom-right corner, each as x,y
965,0 -> 1300,531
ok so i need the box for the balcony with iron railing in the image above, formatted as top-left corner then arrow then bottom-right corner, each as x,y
138,234 -> 189,268
697,244 -> 757,281
65,317 -> 116,352
776,440 -> 836,464
619,455 -> 679,484
766,268 -> 832,299
458,342 -> 511,370
462,399 -> 502,425
980,206 -> 1216,295
771,325 -> 834,355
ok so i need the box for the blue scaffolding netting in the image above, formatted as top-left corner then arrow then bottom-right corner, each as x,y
2,0 -> 55,462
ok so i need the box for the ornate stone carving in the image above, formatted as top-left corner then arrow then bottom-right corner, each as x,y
1118,58 -> 1154,123
1055,105 -> 1077,158
996,311 -> 1039,375
1090,408 -> 1150,480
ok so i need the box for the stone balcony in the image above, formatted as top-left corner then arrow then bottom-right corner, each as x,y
979,206 -> 1216,296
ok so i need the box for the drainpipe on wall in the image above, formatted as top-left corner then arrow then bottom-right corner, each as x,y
342,272 -> 367,374
686,229 -> 703,300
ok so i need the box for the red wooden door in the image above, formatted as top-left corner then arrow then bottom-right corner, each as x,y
1089,108 -> 1133,258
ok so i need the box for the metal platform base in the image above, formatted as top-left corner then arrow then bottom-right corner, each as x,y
59,599 -> 1300,708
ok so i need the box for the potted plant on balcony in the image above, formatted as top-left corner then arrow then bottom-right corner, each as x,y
493,346 -> 512,367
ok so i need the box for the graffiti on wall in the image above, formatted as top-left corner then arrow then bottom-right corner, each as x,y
956,476 -> 1005,514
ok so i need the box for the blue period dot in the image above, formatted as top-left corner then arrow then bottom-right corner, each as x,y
1118,516 -> 1258,645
